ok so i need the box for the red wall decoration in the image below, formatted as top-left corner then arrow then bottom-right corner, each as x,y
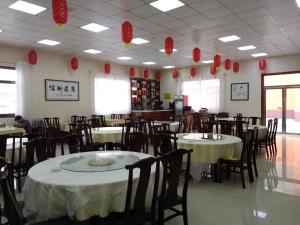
165,36 -> 173,55
104,63 -> 111,74
259,58 -> 266,70
224,58 -> 231,70
122,21 -> 133,46
144,69 -> 149,79
155,71 -> 161,81
172,69 -> 178,79
193,48 -> 201,63
28,50 -> 37,65
233,62 -> 239,73
210,64 -> 216,75
190,67 -> 197,77
70,57 -> 78,71
214,54 -> 221,67
129,67 -> 135,77
52,0 -> 68,29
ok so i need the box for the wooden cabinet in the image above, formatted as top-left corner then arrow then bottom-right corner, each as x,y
131,110 -> 174,121
131,78 -> 160,110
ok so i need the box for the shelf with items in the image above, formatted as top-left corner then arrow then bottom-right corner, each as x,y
131,78 -> 160,110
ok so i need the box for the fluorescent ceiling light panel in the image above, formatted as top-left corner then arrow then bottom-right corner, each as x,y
252,53 -> 268,57
253,210 -> 267,218
163,66 -> 175,69
38,39 -> 60,46
218,35 -> 241,42
81,23 -> 109,33
84,49 -> 102,54
0,30 -> 2,32
9,1 -> 46,15
160,49 -> 178,52
143,62 -> 156,65
296,0 -> 300,7
202,60 -> 214,64
150,0 -> 185,12
132,38 -> 149,45
117,56 -> 132,60
238,45 -> 256,51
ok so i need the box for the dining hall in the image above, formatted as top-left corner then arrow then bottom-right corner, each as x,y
0,0 -> 300,225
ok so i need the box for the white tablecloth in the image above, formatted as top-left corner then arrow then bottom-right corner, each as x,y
0,127 -> 25,135
248,125 -> 267,140
23,151 -> 156,223
91,127 -> 123,143
177,133 -> 242,181
105,119 -> 126,127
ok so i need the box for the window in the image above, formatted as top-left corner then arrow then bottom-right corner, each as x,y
0,67 -> 17,117
94,75 -> 131,115
182,79 -> 220,112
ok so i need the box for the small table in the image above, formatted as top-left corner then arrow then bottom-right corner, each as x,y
91,127 -> 123,143
23,151 -> 156,223
0,127 -> 25,136
177,133 -> 242,181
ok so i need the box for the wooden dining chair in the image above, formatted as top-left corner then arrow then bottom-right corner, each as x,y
158,149 -> 192,225
25,137 -> 48,170
81,124 -> 103,151
127,131 -> 148,153
60,134 -> 84,154
71,115 -> 79,123
257,119 -> 273,157
43,117 -> 53,128
153,132 -> 178,157
270,118 -> 278,155
248,116 -> 261,126
108,157 -> 160,225
121,122 -> 134,146
0,162 -> 91,225
218,130 -> 255,188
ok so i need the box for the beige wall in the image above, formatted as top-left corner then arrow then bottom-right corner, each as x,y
0,44 -> 156,125
160,54 -> 300,117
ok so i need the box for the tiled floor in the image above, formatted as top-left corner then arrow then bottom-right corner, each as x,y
2,134 -> 300,225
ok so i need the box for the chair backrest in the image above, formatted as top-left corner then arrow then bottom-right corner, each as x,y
161,123 -> 170,131
82,124 -> 94,147
218,121 -> 234,135
8,135 -> 26,169
45,126 -> 60,138
127,132 -> 148,153
103,142 -> 126,150
249,116 -> 261,126
217,112 -> 229,118
266,119 -> 273,140
52,117 -> 60,130
240,130 -> 254,164
234,121 -> 249,141
62,134 -> 84,154
80,116 -> 87,122
271,118 -> 278,140
153,132 -> 178,157
25,137 -> 48,169
88,118 -> 100,128
43,117 -> 53,128
71,115 -> 79,123
124,157 -> 160,225
0,135 -> 9,159
0,164 -> 25,225
121,122 -> 134,145
181,115 -> 193,133
159,149 -> 192,210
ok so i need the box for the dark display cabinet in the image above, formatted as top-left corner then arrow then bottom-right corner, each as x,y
131,78 -> 160,110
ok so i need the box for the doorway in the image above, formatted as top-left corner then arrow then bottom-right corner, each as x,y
263,72 -> 300,134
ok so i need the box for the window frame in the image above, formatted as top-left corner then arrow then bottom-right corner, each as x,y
0,66 -> 16,118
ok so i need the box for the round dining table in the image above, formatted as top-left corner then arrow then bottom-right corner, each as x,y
0,126 -> 25,136
177,133 -> 242,181
91,127 -> 123,143
23,151 -> 156,223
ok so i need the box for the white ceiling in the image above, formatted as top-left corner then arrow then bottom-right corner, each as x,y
0,0 -> 300,69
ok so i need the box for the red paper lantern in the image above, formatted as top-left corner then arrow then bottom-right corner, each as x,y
172,69 -> 178,79
122,21 -> 133,46
52,0 -> 68,29
144,70 -> 149,79
210,64 -> 217,75
233,62 -> 239,73
224,59 -> 231,71
214,54 -> 221,67
165,36 -> 173,55
28,50 -> 37,65
193,48 -> 201,63
70,57 -> 78,71
155,71 -> 161,81
129,67 -> 135,77
191,67 -> 197,77
259,58 -> 266,70
104,63 -> 110,74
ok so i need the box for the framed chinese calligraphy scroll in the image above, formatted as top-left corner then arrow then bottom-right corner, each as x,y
45,79 -> 79,101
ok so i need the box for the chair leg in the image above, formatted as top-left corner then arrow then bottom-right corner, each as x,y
240,166 -> 246,189
253,153 -> 258,177
17,174 -> 21,193
247,161 -> 254,183
182,201 -> 189,225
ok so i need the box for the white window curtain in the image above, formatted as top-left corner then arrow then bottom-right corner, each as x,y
15,61 -> 32,119
91,71 -> 131,115
179,70 -> 224,113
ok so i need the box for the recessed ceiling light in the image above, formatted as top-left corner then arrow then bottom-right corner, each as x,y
9,0 -> 46,15
251,53 -> 268,57
184,55 -> 192,58
117,56 -> 132,60
38,39 -> 61,46
163,66 -> 175,69
81,23 -> 109,33
218,35 -> 241,42
83,49 -> 102,54
132,38 -> 149,45
159,49 -> 178,53
143,62 -> 156,65
253,210 -> 267,218
0,30 -> 2,33
150,0 -> 185,12
296,0 -> 300,7
202,60 -> 214,64
238,45 -> 256,51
